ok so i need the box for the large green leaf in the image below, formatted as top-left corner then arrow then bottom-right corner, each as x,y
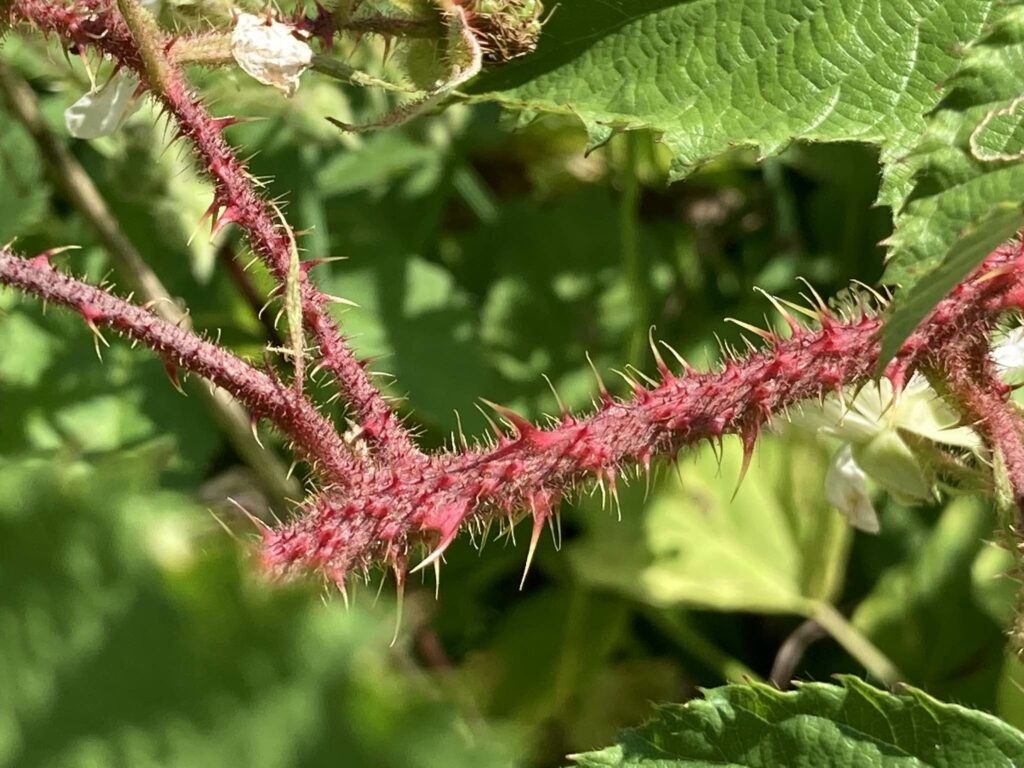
570,676 -> 1024,767
878,3 -> 1024,362
883,4 -> 1024,289
570,433 -> 849,616
471,0 -> 993,195
568,434 -> 911,682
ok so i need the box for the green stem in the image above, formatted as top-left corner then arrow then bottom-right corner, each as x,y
116,0 -> 168,91
619,132 -> 648,366
311,54 -> 419,95
646,609 -> 761,684
452,164 -> 499,224
811,601 -> 902,686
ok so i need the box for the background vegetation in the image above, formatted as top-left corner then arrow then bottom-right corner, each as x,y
3,2 -> 1024,765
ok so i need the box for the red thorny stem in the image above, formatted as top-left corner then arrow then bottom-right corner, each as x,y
255,245 -> 1024,592
6,0 -> 1024,593
0,248 -> 358,480
8,0 -> 419,466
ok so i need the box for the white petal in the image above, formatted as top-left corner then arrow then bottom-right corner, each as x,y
65,71 -> 142,140
825,444 -> 880,534
889,373 -> 981,450
993,327 -> 1024,376
231,13 -> 313,97
793,374 -> 980,453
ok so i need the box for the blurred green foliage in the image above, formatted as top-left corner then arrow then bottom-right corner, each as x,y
0,15 -> 1022,768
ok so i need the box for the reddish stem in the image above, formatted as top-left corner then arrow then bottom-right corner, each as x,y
262,245 -> 1024,588
0,248 -> 358,482
10,0 -> 1024,594
943,339 -> 1024,527
10,0 -> 419,465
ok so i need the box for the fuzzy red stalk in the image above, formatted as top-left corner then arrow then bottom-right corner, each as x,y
9,0 -> 418,463
942,337 -> 1024,520
9,0 -> 1024,594
260,244 -> 1024,590
0,248 -> 359,481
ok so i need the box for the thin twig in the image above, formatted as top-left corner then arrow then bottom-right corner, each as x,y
0,248 -> 358,485
770,617 -> 827,689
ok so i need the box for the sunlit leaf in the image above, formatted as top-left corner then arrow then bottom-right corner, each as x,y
571,676 -> 1024,767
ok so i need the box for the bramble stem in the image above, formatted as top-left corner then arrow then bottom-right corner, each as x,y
10,0 -> 420,461
262,244 -> 1024,585
0,61 -> 302,503
0,249 -> 357,483
8,0 -> 1024,599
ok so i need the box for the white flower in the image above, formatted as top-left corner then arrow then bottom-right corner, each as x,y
64,71 -> 142,140
231,13 -> 313,97
825,444 -> 879,534
793,373 -> 981,508
793,374 -> 980,452
992,326 -> 1024,378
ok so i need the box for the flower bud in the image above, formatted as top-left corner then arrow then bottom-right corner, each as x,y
794,374 -> 982,528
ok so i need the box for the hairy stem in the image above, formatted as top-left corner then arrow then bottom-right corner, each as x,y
0,61 -> 302,503
942,342 -> 1024,528
261,244 -> 1024,587
0,249 -> 357,482
9,0 -> 1024,601
10,0 -> 419,465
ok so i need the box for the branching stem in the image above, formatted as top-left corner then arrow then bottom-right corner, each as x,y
0,60 -> 302,503
0,249 -> 358,483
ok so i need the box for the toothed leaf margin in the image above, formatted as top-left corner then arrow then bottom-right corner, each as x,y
570,676 -> 1024,767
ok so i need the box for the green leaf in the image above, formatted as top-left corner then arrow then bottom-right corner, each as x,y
971,95 -> 1024,162
878,203 -> 1024,368
471,0 -> 993,192
570,434 -> 908,682
570,676 -> 1024,767
882,5 -> 1024,336
570,433 -> 849,615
